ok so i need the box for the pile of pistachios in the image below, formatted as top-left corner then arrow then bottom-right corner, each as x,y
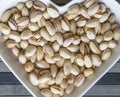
0,0 -> 120,97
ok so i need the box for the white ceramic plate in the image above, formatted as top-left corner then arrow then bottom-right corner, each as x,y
0,0 -> 120,97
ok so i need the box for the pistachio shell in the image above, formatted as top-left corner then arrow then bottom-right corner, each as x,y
28,22 -> 39,31
17,17 -> 29,27
59,48 -> 71,59
104,31 -> 113,41
52,42 -> 60,52
75,54 -> 84,67
6,40 -> 16,48
50,85 -> 63,94
65,83 -> 74,94
51,65 -> 58,78
18,53 -> 27,64
91,54 -> 102,67
25,62 -> 34,72
8,19 -> 17,31
36,60 -> 50,69
21,30 -> 32,40
1,10 -> 12,22
47,7 -> 59,18
30,11 -> 42,23
39,74 -> 51,84
45,55 -> 55,64
37,47 -> 44,61
71,65 -> 80,76
41,89 -> 53,97
25,45 -> 37,57
68,4 -> 79,14
63,60 -> 72,76
100,13 -> 109,23
45,21 -> 56,35
86,19 -> 99,28
61,19 -> 70,31
56,33 -> 64,45
74,74 -> 85,87
8,31 -> 20,42
0,23 -> 11,35
114,27 -> 120,40
26,0 -> 33,9
22,7 -> 29,16
84,69 -> 94,77
63,37 -> 74,47
86,29 -> 96,40
33,1 -> 46,11
84,55 -> 92,68
99,42 -> 108,51
101,49 -> 111,60
56,70 -> 64,85
12,47 -> 20,56
108,40 -> 117,49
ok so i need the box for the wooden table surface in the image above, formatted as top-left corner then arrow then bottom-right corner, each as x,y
0,0 -> 120,97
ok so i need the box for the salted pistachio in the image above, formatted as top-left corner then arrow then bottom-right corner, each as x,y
88,3 -> 99,16
43,44 -> 54,57
25,62 -> 34,72
101,48 -> 111,60
45,55 -> 55,64
64,13 -> 78,20
101,22 -> 111,34
63,60 -> 72,76
25,45 -> 37,57
113,27 -> 120,40
38,38 -> 48,46
99,42 -> 108,51
63,32 -> 72,39
81,34 -> 90,43
8,31 -> 20,42
91,54 -> 102,67
17,17 -> 29,27
108,14 -> 115,24
43,11 -> 51,19
48,78 -> 56,85
59,48 -> 71,59
89,41 -> 101,54
8,19 -> 17,31
25,0 -> 33,9
53,53 -> 61,61
5,39 -> 16,48
38,83 -> 49,89
51,18 -> 62,32
84,69 -> 94,77
33,1 -> 46,11
94,23 -> 101,34
17,2 -> 25,11
77,19 -> 87,27
1,9 -> 12,22
45,21 -> 56,36
74,74 -> 85,87
0,23 -> 11,35
70,20 -> 77,35
65,83 -> 74,94
40,28 -> 51,41
38,17 -> 46,27
67,45 -> 79,52
29,72 -> 39,86
99,13 -> 109,23
33,31 -> 41,39
39,73 -> 51,84
21,30 -> 32,40
86,29 -> 96,40
63,37 -> 74,47
86,19 -> 99,28
28,38 -> 38,46
109,40 -> 117,49
18,53 -> 27,64
68,4 -> 79,14
12,47 -> 20,57
84,55 -> 93,68
52,42 -> 60,52
36,47 -> 44,61
39,70 -> 50,75
56,70 -> 64,85
21,7 -> 29,16
30,54 -> 37,63
36,60 -> 50,69
61,19 -> 70,31
2,34 -> 9,41
28,22 -> 39,31
60,79 -> 68,89
40,89 -> 53,97
112,23 -> 119,30
72,36 -> 81,45
47,7 -> 59,18
71,65 -> 80,76
75,54 -> 84,67
98,3 -> 106,13
104,31 -> 113,41
66,74 -> 74,84
50,65 -> 58,78
56,58 -> 65,68
30,11 -> 42,23
84,0 -> 96,8
50,85 -> 63,94
80,42 -> 90,55
96,35 -> 103,43
70,53 -> 76,64
80,7 -> 90,19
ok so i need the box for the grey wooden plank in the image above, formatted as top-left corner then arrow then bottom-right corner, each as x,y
0,85 -> 120,96
86,85 -> 120,96
0,73 -> 120,85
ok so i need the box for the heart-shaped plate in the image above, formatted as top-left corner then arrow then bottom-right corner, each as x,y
0,0 -> 120,97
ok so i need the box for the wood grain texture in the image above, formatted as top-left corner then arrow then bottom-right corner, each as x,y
0,85 -> 120,96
